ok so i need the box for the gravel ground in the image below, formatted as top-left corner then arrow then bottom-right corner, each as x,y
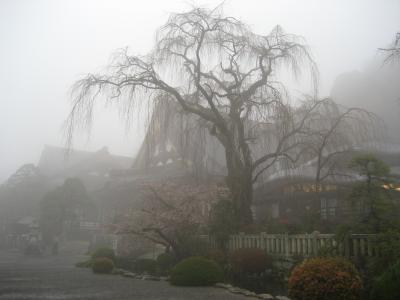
0,242 -> 251,300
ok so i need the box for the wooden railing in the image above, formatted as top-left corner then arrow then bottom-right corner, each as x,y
207,232 -> 378,258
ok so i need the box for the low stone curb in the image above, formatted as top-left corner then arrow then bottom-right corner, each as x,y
214,282 -> 290,300
117,269 -> 168,281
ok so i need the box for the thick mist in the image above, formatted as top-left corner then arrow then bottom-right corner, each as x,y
1,0 -> 399,182
0,2 -> 400,299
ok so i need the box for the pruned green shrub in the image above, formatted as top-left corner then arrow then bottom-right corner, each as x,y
317,244 -> 337,257
288,257 -> 363,300
157,253 -> 176,272
367,231 -> 400,276
134,258 -> 157,274
230,248 -> 271,274
370,260 -> 400,300
91,247 -> 116,262
114,256 -> 135,271
170,256 -> 223,286
92,257 -> 115,274
205,249 -> 226,266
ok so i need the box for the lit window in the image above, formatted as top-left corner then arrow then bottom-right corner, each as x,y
321,198 -> 327,219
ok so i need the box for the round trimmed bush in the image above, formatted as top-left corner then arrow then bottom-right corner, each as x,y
288,257 -> 363,300
114,256 -> 135,271
170,256 -> 223,286
205,249 -> 226,266
92,257 -> 115,274
370,260 -> 400,300
230,248 -> 270,274
91,247 -> 116,262
157,253 -> 176,272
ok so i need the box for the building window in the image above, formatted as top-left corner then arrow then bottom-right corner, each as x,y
328,198 -> 337,217
321,198 -> 337,219
321,198 -> 327,219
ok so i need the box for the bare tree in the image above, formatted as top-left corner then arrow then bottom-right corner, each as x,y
379,32 -> 400,107
379,32 -> 400,65
66,7 -> 349,225
305,100 -> 380,188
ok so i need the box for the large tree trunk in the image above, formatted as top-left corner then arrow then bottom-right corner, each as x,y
234,171 -> 253,226
225,148 -> 253,227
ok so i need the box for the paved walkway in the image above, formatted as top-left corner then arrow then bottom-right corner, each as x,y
0,242 -> 250,300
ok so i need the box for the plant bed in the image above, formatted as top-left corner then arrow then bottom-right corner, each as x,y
133,258 -> 158,274
157,253 -> 177,273
229,272 -> 287,295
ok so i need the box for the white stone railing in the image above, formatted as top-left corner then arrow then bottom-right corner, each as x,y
207,232 -> 378,258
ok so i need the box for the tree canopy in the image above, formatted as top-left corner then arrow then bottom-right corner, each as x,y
380,32 -> 400,65
66,6 -> 379,225
40,178 -> 91,243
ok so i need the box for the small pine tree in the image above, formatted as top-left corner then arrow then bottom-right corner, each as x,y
348,154 -> 398,232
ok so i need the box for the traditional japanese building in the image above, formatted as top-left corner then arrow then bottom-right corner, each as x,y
130,102 -> 400,226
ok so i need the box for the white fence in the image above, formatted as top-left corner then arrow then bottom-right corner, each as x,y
208,232 -> 378,258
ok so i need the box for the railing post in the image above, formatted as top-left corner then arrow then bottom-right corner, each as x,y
344,235 -> 351,258
312,231 -> 319,256
260,232 -> 266,251
360,238 -> 365,256
303,235 -> 307,256
352,237 -> 360,257
367,237 -> 373,257
285,232 -> 289,258
239,232 -> 245,248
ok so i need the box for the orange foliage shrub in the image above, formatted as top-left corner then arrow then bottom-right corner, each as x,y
230,248 -> 270,274
92,257 -> 115,274
288,257 -> 363,300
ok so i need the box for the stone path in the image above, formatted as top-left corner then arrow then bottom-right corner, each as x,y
0,243 -> 251,300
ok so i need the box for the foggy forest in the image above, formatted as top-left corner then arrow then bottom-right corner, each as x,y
0,1 -> 399,299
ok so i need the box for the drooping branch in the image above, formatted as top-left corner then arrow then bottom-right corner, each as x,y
307,100 -> 381,186
66,6 -> 325,225
379,32 -> 400,65
252,98 -> 326,172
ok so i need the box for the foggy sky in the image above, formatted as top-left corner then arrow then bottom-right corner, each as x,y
1,0 -> 399,182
